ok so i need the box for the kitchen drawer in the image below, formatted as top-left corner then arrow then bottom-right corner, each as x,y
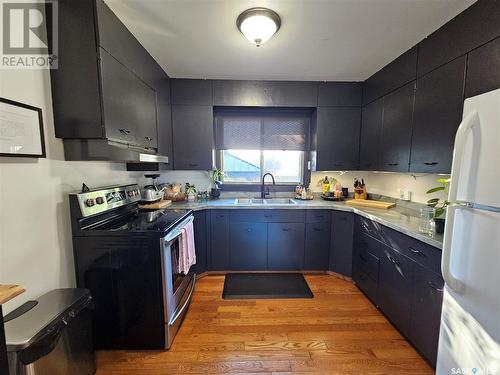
306,210 -> 331,223
352,267 -> 379,306
353,234 -> 381,281
355,215 -> 383,242
230,209 -> 305,223
381,226 -> 441,273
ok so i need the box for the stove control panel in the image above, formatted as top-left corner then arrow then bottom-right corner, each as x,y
74,184 -> 141,217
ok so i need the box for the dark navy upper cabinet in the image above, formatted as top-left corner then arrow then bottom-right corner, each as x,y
363,47 -> 417,105
330,212 -> 354,276
305,222 -> 331,270
313,107 -> 361,170
229,222 -> 268,270
417,0 -> 500,77
466,37 -> 500,98
318,82 -> 362,107
209,210 -> 230,270
171,79 -> 213,105
172,105 -> 214,170
156,79 -> 173,163
410,56 -> 466,173
268,223 -> 305,270
379,81 -> 415,172
410,265 -> 444,367
190,211 -> 207,275
359,98 -> 383,171
213,80 -> 318,107
378,245 -> 414,337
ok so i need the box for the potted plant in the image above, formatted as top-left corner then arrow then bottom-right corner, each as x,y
209,168 -> 226,199
426,178 -> 450,234
185,183 -> 197,202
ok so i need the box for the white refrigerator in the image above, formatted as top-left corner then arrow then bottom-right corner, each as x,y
436,88 -> 500,374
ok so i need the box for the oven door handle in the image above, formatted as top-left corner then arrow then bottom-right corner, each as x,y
164,215 -> 194,242
169,275 -> 196,326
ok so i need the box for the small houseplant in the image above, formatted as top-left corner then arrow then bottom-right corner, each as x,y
185,183 -> 197,202
426,178 -> 450,234
209,168 -> 226,199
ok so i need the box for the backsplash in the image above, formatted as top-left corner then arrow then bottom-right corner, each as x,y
155,170 -> 449,204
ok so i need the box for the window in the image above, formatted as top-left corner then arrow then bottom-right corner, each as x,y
215,109 -> 310,185
221,149 -> 303,184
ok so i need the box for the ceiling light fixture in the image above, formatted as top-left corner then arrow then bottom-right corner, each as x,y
236,7 -> 281,47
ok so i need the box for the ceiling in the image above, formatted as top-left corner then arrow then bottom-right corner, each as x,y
105,0 -> 477,81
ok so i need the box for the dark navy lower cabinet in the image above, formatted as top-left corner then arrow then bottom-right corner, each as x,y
409,264 -> 444,367
210,210 -> 230,270
305,221 -> 331,270
268,222 -> 305,270
329,212 -> 354,276
378,245 -> 414,337
229,222 -> 268,270
191,210 -> 207,274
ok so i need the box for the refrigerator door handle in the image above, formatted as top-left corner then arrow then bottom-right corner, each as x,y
443,110 -> 479,293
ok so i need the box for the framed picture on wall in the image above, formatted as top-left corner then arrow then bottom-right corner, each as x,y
0,98 -> 46,158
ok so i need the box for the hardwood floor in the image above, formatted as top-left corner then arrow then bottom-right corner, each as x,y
96,275 -> 434,374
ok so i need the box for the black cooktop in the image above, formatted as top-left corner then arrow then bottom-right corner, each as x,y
87,208 -> 191,233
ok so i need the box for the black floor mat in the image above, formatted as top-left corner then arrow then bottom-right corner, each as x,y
222,273 -> 314,299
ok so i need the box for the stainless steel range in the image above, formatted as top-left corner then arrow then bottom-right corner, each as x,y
69,184 -> 195,349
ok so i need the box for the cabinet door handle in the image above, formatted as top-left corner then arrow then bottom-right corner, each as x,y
428,282 -> 444,292
388,256 -> 400,265
387,163 -> 399,166
424,162 -> 438,166
189,163 -> 198,167
246,228 -> 253,232
264,214 -> 273,218
409,247 -> 425,257
314,214 -> 324,218
119,129 -> 131,135
281,228 -> 291,232
145,136 -> 153,141
313,228 -> 324,232
216,215 -> 225,219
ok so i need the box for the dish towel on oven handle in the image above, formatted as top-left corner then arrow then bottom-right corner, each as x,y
179,220 -> 196,274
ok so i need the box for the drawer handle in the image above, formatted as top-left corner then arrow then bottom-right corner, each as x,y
409,247 -> 426,257
428,282 -> 444,292
314,214 -> 324,218
282,228 -> 291,232
216,215 -> 225,219
424,162 -> 438,166
264,214 -> 273,218
189,163 -> 199,167
313,228 -> 324,232
119,128 -> 131,135
387,163 -> 399,166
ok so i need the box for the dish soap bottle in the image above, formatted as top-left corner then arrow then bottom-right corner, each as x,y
322,176 -> 330,195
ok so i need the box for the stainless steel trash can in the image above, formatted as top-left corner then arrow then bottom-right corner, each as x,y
4,288 -> 95,375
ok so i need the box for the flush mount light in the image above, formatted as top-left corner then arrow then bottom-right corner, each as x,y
236,7 -> 281,47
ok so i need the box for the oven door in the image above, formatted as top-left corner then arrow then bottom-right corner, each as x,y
160,215 -> 196,348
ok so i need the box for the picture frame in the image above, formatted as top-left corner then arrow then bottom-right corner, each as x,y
0,98 -> 46,158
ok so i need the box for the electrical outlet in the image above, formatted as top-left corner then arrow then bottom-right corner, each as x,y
403,189 -> 412,201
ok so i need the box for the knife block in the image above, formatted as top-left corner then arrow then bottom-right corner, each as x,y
354,186 -> 367,200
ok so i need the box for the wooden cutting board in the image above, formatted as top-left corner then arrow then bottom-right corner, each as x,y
0,284 -> 25,304
345,199 -> 395,209
139,199 -> 172,209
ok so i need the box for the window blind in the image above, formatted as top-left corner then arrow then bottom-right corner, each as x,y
215,109 -> 310,151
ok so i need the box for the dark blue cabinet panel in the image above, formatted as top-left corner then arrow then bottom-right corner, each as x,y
329,212 -> 354,276
268,223 -> 305,270
210,210 -> 230,270
191,210 -> 207,274
305,222 -> 331,270
378,245 -> 415,337
465,37 -> 500,98
314,107 -> 361,171
410,56 -> 466,173
172,105 -> 214,170
410,265 -> 444,367
230,209 -> 305,223
230,222 -> 268,270
359,98 -> 383,170
306,210 -> 331,223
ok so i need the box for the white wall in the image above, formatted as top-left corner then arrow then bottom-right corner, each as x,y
0,68 -> 142,313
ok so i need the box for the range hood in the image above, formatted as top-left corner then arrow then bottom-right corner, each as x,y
63,139 -> 169,163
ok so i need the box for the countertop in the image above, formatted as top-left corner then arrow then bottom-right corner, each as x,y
169,198 -> 443,249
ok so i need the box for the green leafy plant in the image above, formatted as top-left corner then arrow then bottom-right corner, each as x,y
185,183 -> 197,194
210,168 -> 227,188
426,178 -> 451,219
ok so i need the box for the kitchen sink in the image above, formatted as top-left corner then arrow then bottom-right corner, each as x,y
234,198 -> 297,205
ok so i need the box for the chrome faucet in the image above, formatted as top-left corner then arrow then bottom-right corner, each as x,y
260,173 -> 276,199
